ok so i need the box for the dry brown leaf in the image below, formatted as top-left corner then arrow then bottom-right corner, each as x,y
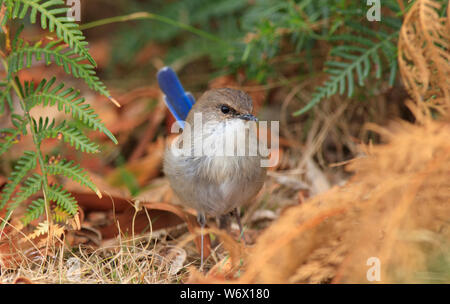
66,172 -> 131,212
0,176 -> 6,187
12,277 -> 33,284
207,257 -> 234,280
0,231 -> 45,270
88,39 -> 111,68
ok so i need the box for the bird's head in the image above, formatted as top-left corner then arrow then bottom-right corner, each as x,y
186,88 -> 257,124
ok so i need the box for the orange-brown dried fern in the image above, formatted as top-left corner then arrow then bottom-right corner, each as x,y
398,0 -> 450,112
236,118 -> 450,283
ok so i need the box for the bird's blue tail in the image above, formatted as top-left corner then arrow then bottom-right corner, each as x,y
157,67 -> 195,129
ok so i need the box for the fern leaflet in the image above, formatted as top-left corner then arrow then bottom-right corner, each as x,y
34,117 -> 100,153
18,77 -> 117,144
10,0 -> 96,65
7,39 -> 110,97
9,173 -> 43,208
46,158 -> 101,198
0,81 -> 14,115
0,151 -> 37,209
0,114 -> 28,157
47,184 -> 78,215
22,198 -> 45,225
3,173 -> 43,222
294,23 -> 400,115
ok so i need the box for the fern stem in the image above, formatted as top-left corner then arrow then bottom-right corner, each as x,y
79,12 -> 227,46
1,57 -> 52,227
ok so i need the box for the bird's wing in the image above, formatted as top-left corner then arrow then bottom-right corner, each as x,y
157,67 -> 195,128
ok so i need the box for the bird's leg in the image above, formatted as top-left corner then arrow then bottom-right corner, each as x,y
197,212 -> 206,269
233,208 -> 248,245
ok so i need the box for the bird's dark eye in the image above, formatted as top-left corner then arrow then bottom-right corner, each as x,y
221,105 -> 230,114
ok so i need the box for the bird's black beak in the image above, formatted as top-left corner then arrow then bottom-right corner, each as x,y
238,113 -> 258,121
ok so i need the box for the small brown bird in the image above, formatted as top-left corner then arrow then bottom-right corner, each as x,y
163,88 -> 266,266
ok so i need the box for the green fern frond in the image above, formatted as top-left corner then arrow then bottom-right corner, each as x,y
9,173 -> 43,207
0,0 -> 116,229
22,197 -> 45,225
32,116 -> 56,134
0,127 -> 21,156
0,81 -> 14,115
0,151 -> 37,209
46,158 -> 101,197
10,0 -> 96,65
10,113 -> 28,132
19,77 -> 117,144
3,173 -> 43,222
34,117 -> 100,153
0,114 -> 28,156
47,184 -> 78,215
294,24 -> 400,116
0,114 -> 28,155
7,39 -> 109,97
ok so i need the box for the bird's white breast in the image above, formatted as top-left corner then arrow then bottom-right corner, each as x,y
164,119 -> 264,216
